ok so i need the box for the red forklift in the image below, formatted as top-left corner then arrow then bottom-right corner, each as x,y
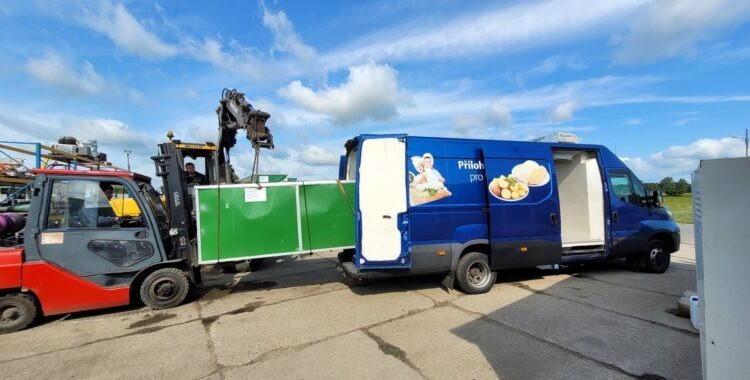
0,89 -> 273,333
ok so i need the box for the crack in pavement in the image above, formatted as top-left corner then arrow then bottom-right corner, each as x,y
0,284 -> 356,365
196,301 -> 226,380
362,329 -> 427,379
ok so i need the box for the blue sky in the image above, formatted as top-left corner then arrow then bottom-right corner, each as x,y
1,0 -> 749,182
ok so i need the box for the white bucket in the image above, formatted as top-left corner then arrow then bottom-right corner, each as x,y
690,296 -> 701,330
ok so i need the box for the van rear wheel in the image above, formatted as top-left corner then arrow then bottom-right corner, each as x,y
456,252 -> 497,294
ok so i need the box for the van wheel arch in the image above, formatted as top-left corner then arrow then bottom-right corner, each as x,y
649,232 -> 676,253
458,244 -> 491,263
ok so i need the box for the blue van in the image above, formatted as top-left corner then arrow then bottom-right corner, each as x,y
337,134 -> 680,293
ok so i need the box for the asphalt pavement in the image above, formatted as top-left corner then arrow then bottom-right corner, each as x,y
0,241 -> 699,379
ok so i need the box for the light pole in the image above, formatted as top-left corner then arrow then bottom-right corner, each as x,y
124,149 -> 132,171
731,129 -> 748,157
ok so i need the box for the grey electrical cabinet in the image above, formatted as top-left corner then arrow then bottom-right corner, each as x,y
692,157 -> 750,379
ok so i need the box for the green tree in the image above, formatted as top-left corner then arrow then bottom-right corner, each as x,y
675,178 -> 691,194
645,182 -> 661,192
659,177 -> 677,195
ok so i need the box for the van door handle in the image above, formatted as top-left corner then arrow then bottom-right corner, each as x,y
549,213 -> 558,226
612,211 -> 619,223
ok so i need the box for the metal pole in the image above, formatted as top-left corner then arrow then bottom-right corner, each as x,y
35,143 -> 41,168
124,149 -> 132,171
745,128 -> 748,157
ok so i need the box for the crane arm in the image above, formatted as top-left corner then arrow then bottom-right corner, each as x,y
215,88 -> 273,183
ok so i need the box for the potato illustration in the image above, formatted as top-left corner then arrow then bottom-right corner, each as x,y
498,178 -> 509,189
501,188 -> 511,199
489,180 -> 502,196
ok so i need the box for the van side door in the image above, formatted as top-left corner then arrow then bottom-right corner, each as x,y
484,149 -> 562,269
607,170 -> 651,257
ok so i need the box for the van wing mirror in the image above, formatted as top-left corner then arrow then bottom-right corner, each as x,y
652,190 -> 662,208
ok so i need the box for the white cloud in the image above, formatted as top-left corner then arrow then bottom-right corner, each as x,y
514,54 -> 587,86
550,101 -> 579,122
614,0 -> 750,64
622,137 -> 746,180
625,118 -> 643,125
322,0 -> 647,69
0,113 -> 157,176
452,103 -> 512,136
261,4 -> 316,60
673,118 -> 697,126
484,103 -> 512,127
278,61 -> 410,125
25,53 -> 103,94
80,3 -> 177,59
182,37 -> 270,80
297,146 -> 340,166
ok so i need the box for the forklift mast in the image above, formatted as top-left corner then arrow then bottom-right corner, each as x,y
151,137 -> 218,268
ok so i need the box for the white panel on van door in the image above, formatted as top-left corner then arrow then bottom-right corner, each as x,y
359,138 -> 407,262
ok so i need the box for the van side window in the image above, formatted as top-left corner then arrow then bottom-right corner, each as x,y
610,173 -> 634,203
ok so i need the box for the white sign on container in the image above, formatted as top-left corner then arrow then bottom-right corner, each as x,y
244,187 -> 267,202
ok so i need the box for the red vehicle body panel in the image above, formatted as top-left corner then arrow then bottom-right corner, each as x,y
31,168 -> 150,182
0,247 -> 23,289
21,262 -> 131,316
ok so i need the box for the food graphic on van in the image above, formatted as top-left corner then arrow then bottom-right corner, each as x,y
511,160 -> 550,186
409,153 -> 451,206
489,175 -> 529,201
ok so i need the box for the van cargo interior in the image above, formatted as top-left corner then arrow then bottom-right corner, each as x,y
553,150 -> 605,252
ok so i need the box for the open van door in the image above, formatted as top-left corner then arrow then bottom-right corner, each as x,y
354,135 -> 410,269
483,148 -> 562,269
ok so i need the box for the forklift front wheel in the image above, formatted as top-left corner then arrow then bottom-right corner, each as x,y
139,268 -> 190,310
456,252 -> 497,294
0,293 -> 37,334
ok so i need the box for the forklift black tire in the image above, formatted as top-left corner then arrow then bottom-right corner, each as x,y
0,293 -> 37,334
456,252 -> 497,294
643,239 -> 670,273
139,268 -> 190,310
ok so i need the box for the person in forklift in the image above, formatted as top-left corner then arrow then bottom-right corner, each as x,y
185,162 -> 208,185
97,183 -> 119,227
101,183 -> 114,200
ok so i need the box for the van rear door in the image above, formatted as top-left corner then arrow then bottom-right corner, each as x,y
354,135 -> 410,269
483,146 -> 562,268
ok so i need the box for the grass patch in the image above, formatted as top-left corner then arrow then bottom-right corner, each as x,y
663,193 -> 693,224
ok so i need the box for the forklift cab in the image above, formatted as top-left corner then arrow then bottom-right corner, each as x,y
170,139 -> 219,186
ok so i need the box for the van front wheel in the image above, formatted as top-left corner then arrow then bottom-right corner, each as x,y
644,240 -> 670,273
456,252 -> 497,294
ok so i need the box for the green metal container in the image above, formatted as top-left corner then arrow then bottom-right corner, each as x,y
195,181 -> 355,264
